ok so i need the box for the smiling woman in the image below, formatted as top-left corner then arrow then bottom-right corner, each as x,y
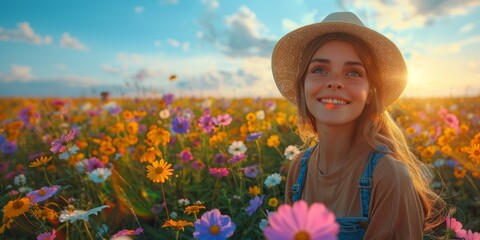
272,11 -> 448,239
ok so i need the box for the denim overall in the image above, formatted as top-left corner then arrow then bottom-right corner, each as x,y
292,146 -> 387,240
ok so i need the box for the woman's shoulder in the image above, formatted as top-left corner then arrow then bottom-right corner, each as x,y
373,153 -> 414,185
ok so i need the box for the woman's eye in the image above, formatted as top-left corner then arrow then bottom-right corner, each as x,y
312,67 -> 327,74
347,70 -> 361,77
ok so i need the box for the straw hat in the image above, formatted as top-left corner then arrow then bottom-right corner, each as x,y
271,12 -> 407,108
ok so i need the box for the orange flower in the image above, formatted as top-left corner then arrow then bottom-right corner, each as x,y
29,156 -> 52,168
267,135 -> 280,148
184,205 -> 206,215
162,219 -> 193,231
122,110 -> 133,120
3,197 -> 31,218
464,144 -> 480,164
147,127 -> 171,146
140,147 -> 162,163
146,159 -> 173,183
249,185 -> 261,196
126,122 -> 139,135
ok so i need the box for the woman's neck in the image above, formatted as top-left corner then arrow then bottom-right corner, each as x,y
315,122 -> 366,174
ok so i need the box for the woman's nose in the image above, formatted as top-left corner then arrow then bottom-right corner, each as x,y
326,80 -> 344,89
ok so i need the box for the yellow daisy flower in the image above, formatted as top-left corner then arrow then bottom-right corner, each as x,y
146,159 -> 173,183
268,197 -> 279,207
3,197 -> 31,218
29,156 -> 52,168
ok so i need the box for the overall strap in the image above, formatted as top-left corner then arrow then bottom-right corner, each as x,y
292,145 -> 316,202
358,145 -> 390,218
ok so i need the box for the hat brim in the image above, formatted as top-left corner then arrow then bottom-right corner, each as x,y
272,21 -> 407,108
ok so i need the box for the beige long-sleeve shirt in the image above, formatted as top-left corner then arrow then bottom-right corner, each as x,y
285,146 -> 425,239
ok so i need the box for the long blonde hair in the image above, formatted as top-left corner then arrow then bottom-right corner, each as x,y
295,33 -> 446,233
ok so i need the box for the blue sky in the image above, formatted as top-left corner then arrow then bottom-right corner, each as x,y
1,0 -> 480,98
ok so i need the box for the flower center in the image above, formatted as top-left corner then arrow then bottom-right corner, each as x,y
155,167 -> 164,174
12,200 -> 24,209
98,173 -> 104,179
294,231 -> 311,240
38,189 -> 47,196
209,225 -> 220,235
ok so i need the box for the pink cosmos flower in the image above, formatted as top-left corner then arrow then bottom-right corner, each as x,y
446,216 -> 467,238
214,113 -> 232,126
50,131 -> 76,154
112,227 -> 144,238
263,200 -> 339,240
464,230 -> 480,240
209,168 -> 229,178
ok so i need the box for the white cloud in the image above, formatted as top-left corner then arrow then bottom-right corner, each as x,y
0,22 -> 52,44
0,64 -> 34,82
281,10 -> 319,32
339,0 -> 480,31
201,0 -> 219,10
182,42 -> 190,51
221,6 -> 276,57
60,32 -> 88,51
134,6 -> 144,14
167,38 -> 181,47
154,40 -> 162,47
427,35 -> 480,55
459,23 -> 475,34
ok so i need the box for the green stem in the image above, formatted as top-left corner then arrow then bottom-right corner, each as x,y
84,221 -> 94,240
161,183 -> 170,220
43,166 -> 53,186
211,178 -> 220,208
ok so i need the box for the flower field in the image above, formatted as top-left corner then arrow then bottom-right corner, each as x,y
0,95 -> 479,239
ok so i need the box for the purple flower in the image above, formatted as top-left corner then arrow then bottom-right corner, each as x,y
246,132 -> 262,141
228,154 -> 246,164
193,209 -> 236,239
0,162 -> 9,172
213,153 -> 227,166
243,165 -> 260,178
163,93 -> 174,106
29,152 -> 45,161
50,131 -> 76,154
36,229 -> 56,240
172,116 -> 190,134
179,148 -> 194,163
27,185 -> 61,203
265,100 -> 276,111
191,160 -> 206,170
1,141 -> 18,155
112,227 -> 144,238
198,115 -> 215,133
214,114 -> 232,126
209,168 -> 229,178
0,134 -> 6,145
246,195 -> 263,217
18,106 -> 40,125
86,157 -> 105,172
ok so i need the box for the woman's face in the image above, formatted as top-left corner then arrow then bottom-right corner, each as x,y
304,40 -> 370,127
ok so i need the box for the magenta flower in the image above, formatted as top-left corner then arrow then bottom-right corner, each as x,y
228,153 -> 246,164
465,230 -> 480,240
209,168 -> 229,178
214,113 -> 232,126
191,160 -> 206,170
86,157 -> 105,172
198,115 -> 215,133
444,113 -> 459,131
245,195 -> 263,217
37,229 -> 56,240
263,200 -> 339,240
446,216 -> 467,238
179,148 -> 194,163
193,209 -> 236,239
50,131 -> 76,154
112,227 -> 144,238
27,185 -> 61,203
